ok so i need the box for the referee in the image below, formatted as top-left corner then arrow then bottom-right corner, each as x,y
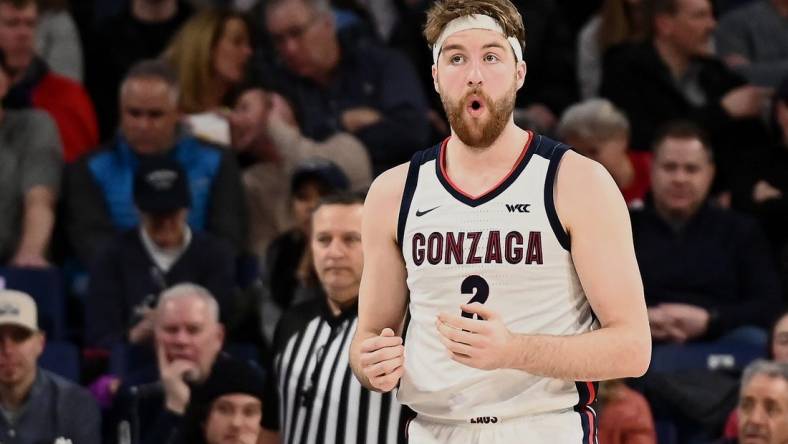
261,192 -> 412,444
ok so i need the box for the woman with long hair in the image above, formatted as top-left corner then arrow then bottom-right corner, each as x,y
163,9 -> 253,144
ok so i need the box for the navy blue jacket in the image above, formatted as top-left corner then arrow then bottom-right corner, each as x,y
85,229 -> 236,348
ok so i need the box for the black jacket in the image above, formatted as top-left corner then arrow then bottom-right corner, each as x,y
600,42 -> 768,155
631,200 -> 782,337
85,229 -> 236,347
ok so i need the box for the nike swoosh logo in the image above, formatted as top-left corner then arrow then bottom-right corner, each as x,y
415,206 -> 440,217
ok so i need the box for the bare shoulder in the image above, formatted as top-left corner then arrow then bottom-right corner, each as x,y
556,150 -> 615,190
363,162 -> 410,239
366,162 -> 409,205
554,150 -> 627,228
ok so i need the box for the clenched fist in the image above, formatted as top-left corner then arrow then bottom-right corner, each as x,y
358,328 -> 405,393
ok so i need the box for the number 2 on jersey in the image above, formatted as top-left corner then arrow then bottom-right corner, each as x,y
461,275 -> 489,320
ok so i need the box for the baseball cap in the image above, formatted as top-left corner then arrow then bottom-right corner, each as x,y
133,156 -> 191,214
0,290 -> 38,332
291,158 -> 350,194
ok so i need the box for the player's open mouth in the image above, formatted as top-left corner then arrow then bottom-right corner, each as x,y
467,97 -> 485,117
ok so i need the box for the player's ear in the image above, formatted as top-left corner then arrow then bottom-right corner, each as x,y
515,61 -> 526,91
432,64 -> 439,94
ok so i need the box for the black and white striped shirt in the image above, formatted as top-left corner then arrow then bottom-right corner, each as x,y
263,298 -> 411,444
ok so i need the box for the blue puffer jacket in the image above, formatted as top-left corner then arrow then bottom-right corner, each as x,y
87,135 -> 221,231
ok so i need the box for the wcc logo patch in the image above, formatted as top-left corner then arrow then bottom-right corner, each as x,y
506,203 -> 531,213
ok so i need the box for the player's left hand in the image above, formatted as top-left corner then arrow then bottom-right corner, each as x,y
436,303 -> 514,370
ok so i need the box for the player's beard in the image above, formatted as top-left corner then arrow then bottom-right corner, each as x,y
441,80 -> 517,149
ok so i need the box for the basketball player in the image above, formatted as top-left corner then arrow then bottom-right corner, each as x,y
349,0 -> 651,442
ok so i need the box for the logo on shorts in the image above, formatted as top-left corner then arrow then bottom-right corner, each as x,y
469,416 -> 499,424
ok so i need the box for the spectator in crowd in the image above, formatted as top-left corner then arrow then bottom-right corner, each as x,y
114,283 -> 227,444
729,76 -> 788,271
87,0 -> 193,140
558,98 -> 652,207
577,0 -> 646,99
724,360 -> 788,444
600,0 -> 771,164
0,49 -> 62,267
163,9 -> 252,146
0,0 -> 98,163
0,289 -> 101,443
264,0 -> 430,174
229,84 -> 371,254
175,356 -> 269,444
259,159 -> 350,344
34,0 -> 82,83
85,157 -> 236,348
723,310 -> 788,440
715,0 -> 788,88
261,192 -> 412,443
66,59 -> 247,265
631,122 -> 781,345
597,379 -> 657,444
773,311 -> 788,362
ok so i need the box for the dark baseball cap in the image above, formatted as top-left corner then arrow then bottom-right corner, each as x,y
291,158 -> 350,194
133,156 -> 191,214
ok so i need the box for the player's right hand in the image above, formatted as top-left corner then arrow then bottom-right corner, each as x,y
359,328 -> 405,393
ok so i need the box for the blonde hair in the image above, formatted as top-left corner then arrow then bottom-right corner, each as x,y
424,0 -> 525,50
162,9 -> 248,114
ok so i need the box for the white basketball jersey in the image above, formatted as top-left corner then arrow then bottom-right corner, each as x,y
397,134 -> 600,425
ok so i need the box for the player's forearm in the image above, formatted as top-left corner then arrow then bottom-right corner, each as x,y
508,324 -> 651,380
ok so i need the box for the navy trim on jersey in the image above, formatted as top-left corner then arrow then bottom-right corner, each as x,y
435,133 -> 536,208
397,149 -> 429,250
543,142 -> 572,251
574,381 -> 599,444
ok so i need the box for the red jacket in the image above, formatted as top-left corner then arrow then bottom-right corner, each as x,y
32,72 -> 99,163
5,58 -> 99,163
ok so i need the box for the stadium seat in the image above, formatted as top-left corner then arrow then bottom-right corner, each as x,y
40,340 -> 81,383
0,267 -> 66,340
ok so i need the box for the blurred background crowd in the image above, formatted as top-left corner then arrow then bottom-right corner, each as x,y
1,0 -> 788,442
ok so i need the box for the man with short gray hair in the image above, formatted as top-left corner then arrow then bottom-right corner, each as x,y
115,282 -> 230,444
734,359 -> 788,444
66,59 -> 247,264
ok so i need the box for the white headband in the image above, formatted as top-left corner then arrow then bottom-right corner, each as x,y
432,14 -> 523,64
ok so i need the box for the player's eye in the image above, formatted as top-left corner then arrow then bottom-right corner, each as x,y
484,53 -> 500,63
450,54 -> 465,65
